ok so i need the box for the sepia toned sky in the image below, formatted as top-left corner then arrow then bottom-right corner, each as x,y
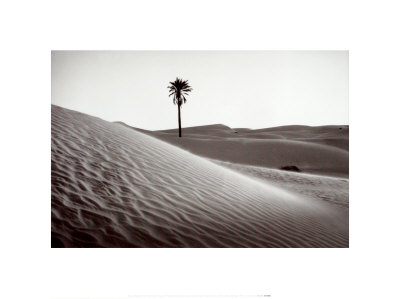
52,51 -> 348,130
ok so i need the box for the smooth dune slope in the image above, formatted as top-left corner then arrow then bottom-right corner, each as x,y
52,105 -> 348,247
213,160 -> 349,208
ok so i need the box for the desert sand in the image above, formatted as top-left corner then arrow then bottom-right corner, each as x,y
52,105 -> 349,247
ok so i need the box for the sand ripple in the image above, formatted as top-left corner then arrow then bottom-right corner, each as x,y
51,105 -> 348,247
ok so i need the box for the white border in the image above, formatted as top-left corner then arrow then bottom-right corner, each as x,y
2,1 -> 399,298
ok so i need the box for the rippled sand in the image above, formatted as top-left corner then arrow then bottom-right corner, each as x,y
51,105 -> 348,247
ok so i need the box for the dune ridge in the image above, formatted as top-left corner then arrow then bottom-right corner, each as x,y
52,105 -> 348,247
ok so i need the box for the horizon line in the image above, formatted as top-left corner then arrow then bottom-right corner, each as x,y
51,104 -> 349,132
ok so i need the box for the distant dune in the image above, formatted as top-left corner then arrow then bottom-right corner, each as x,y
145,123 -> 349,178
52,105 -> 348,247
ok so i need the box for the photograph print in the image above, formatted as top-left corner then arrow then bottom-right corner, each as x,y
51,50 -> 349,248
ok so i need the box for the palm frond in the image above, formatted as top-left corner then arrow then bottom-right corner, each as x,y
167,77 -> 193,105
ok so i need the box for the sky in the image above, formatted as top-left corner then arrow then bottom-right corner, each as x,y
51,51 -> 348,130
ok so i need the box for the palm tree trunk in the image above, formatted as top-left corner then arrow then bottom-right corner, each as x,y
178,104 -> 182,137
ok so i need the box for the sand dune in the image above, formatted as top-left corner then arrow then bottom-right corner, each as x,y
52,105 -> 348,247
213,160 -> 349,208
144,124 -> 349,178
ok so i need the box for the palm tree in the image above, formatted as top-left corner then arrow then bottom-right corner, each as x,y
168,77 -> 193,137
